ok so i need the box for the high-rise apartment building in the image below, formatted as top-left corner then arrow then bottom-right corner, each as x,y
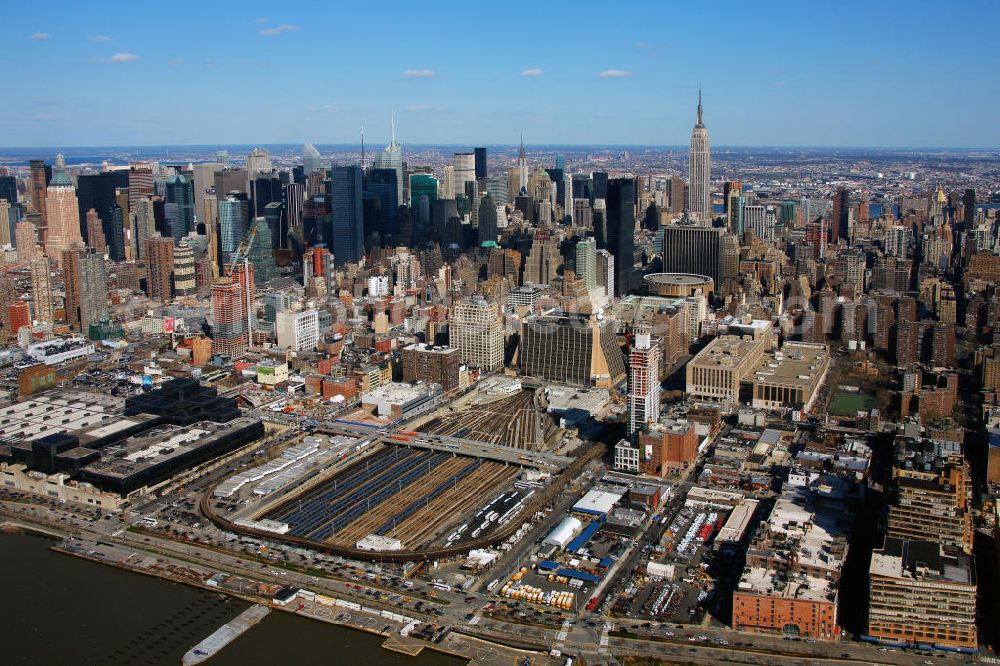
145,236 -> 175,303
17,221 -> 37,262
212,263 -> 254,358
131,197 -> 156,259
29,254 -> 53,324
63,247 -> 107,332
688,91 -> 711,222
173,237 -> 196,297
627,331 -> 660,436
449,297 -> 504,371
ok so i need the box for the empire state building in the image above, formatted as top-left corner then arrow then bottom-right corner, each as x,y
688,90 -> 711,223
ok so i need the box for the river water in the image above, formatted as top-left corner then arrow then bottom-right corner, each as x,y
2,531 -> 461,666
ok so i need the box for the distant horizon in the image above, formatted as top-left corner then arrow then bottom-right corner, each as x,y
1,141 -> 998,154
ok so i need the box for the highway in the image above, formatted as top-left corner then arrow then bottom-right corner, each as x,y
0,495 -> 978,666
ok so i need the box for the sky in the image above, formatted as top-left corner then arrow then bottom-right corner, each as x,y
2,0 -> 999,149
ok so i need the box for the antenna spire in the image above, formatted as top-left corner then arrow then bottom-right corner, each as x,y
391,111 -> 396,147
360,124 -> 365,169
696,86 -> 704,128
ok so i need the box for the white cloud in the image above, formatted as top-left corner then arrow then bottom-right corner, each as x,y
520,68 -> 543,77
405,104 -> 443,112
168,58 -> 184,66
402,69 -> 435,79
254,17 -> 270,24
31,32 -> 49,41
308,104 -> 342,113
93,52 -> 140,64
597,69 -> 631,78
259,24 -> 299,36
90,35 -> 113,42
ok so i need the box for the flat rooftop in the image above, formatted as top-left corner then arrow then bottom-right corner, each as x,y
0,390 -> 132,444
690,335 -> 763,368
81,417 -> 258,481
870,536 -> 974,584
751,343 -> 830,388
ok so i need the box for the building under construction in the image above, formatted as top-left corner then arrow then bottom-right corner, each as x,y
212,263 -> 255,359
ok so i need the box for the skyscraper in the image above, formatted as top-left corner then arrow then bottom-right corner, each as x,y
44,155 -> 83,265
247,217 -> 277,283
449,297 -> 504,371
606,178 -> 636,296
517,136 -> 528,194
302,143 -> 322,175
330,165 -> 363,267
688,90 -> 711,222
218,194 -> 249,266
0,176 -> 14,207
28,159 -> 49,224
474,147 -> 487,180
63,247 -> 107,332
477,194 -> 498,246
76,171 -> 127,259
173,237 -> 196,297
131,197 -> 156,259
576,237 -> 597,290
660,223 -> 724,290
16,221 -> 37,262
85,209 -> 106,254
453,152 -> 476,199
127,161 -> 155,212
29,254 -> 53,324
145,235 -> 175,303
212,264 -> 254,359
628,331 -> 661,437
0,200 -> 13,248
164,173 -> 195,241
372,117 -> 404,201
246,148 -> 271,176
831,186 -> 849,244
365,168 -> 399,240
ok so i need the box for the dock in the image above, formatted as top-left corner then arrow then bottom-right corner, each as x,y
181,604 -> 271,665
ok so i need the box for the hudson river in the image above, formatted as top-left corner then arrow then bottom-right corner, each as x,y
3,531 -> 460,666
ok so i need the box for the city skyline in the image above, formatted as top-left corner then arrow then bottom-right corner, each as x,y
2,1 -> 999,148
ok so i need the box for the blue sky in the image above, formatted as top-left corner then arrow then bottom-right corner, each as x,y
2,0 -> 998,148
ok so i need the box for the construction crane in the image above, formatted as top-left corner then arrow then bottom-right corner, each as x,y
226,223 -> 259,348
